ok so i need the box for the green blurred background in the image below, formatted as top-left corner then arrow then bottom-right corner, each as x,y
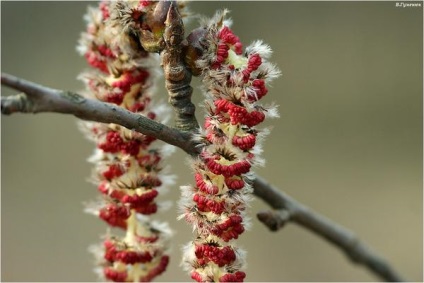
1,1 -> 422,282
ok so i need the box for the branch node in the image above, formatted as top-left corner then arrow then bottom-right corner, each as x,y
1,93 -> 31,114
257,209 -> 291,232
58,91 -> 86,104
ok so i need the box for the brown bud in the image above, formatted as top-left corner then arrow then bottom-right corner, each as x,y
138,1 -> 172,53
151,1 -> 171,35
182,27 -> 208,76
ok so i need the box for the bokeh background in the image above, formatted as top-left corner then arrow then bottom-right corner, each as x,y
1,1 -> 422,282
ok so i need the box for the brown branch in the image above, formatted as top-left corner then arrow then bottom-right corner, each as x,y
1,72 -> 406,282
253,176 -> 406,282
1,72 -> 199,156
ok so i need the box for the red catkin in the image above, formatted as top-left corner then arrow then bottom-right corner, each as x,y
79,1 -> 177,281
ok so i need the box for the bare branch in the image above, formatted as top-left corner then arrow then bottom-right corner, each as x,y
1,72 -> 199,156
1,72 -> 406,282
253,176 -> 406,282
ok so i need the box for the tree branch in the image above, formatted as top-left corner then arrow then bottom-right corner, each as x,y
253,176 -> 406,282
1,72 -> 199,156
1,72 -> 406,282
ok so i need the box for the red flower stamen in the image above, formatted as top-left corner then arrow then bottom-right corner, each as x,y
219,271 -> 246,282
99,204 -> 130,229
195,173 -> 219,195
224,176 -> 245,190
232,133 -> 256,150
104,267 -> 127,282
211,214 -> 245,242
102,164 -> 124,180
140,255 -> 170,282
195,244 -> 236,267
193,193 -> 225,214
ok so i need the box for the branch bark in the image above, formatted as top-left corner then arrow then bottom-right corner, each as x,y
1,72 -> 199,156
1,72 -> 406,282
253,176 -> 406,282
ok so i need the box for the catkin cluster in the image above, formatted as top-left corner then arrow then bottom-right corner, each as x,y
78,1 -> 175,281
180,10 -> 280,282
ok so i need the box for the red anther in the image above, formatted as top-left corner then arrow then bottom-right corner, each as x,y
139,0 -> 151,8
247,54 -> 261,72
121,139 -> 141,156
246,110 -> 265,127
205,157 -> 251,178
204,117 -> 212,129
99,204 -> 130,229
99,1 -> 110,20
91,126 -> 99,135
211,62 -> 222,69
193,193 -> 225,214
136,235 -> 159,244
225,176 -> 245,190
140,255 -> 170,282
226,102 -> 265,127
230,214 -> 243,223
102,164 -> 124,180
133,70 -> 149,84
205,132 -> 215,143
219,26 -> 241,48
105,92 -> 124,105
115,250 -> 153,264
143,134 -> 157,147
241,69 -> 251,82
212,215 -> 245,241
214,98 -> 230,113
97,44 -> 115,59
191,271 -> 204,282
122,190 -> 159,206
134,202 -> 158,215
234,42 -> 243,55
111,72 -> 132,93
250,79 -> 268,101
219,271 -> 246,282
232,134 -> 256,150
216,43 -> 229,63
204,157 -> 223,176
98,182 -> 109,195
195,244 -> 236,267
85,51 -> 109,74
110,71 -> 149,99
98,131 -> 123,153
138,154 -> 161,169
109,189 -> 126,200
147,111 -> 156,120
216,55 -> 225,65
195,173 -> 219,195
104,239 -> 117,262
104,267 -> 127,282
129,101 -> 145,112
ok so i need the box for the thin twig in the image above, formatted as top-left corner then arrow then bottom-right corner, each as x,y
1,72 -> 199,156
253,176 -> 406,282
1,72 -> 406,282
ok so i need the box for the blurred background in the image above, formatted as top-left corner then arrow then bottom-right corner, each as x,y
1,1 -> 422,282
